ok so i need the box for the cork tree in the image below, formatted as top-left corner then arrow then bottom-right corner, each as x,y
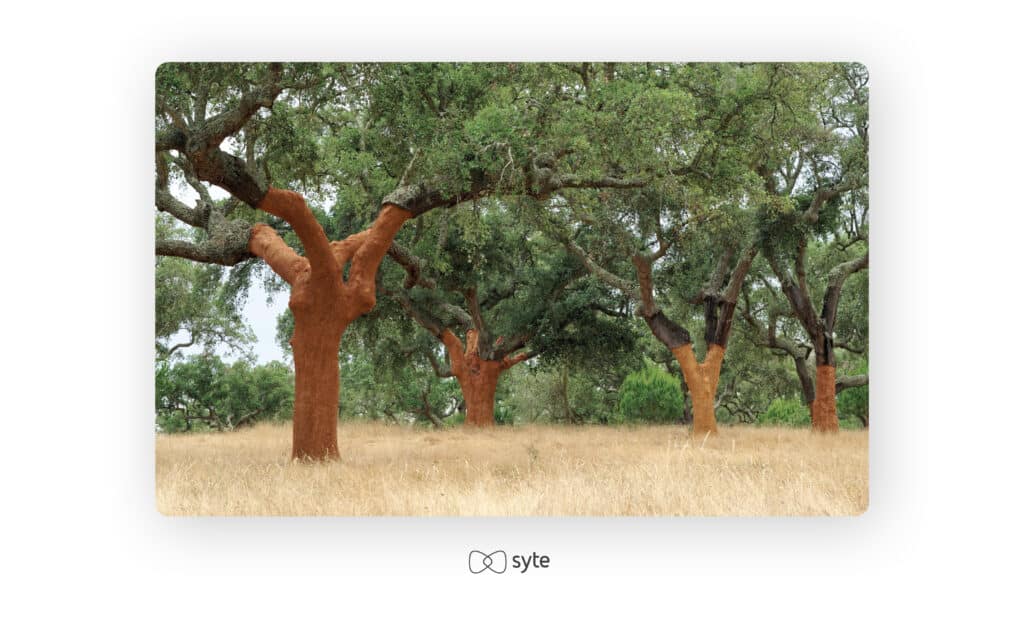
376,200 -> 635,426
154,63 -> 646,458
537,63 -> 819,435
739,249 -> 868,421
555,189 -> 759,436
750,62 -> 869,431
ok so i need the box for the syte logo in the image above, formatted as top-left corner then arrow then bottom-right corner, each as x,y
468,550 -> 551,574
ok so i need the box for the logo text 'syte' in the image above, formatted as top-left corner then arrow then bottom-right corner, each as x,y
469,550 -> 550,574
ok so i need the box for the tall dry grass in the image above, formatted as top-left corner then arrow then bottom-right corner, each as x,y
156,422 -> 867,516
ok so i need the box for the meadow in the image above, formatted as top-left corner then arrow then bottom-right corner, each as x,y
156,422 -> 868,516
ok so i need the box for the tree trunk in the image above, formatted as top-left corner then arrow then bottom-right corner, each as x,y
672,344 -> 725,436
440,329 -> 529,428
246,189 -> 412,459
290,318 -> 346,459
457,366 -> 501,426
811,364 -> 840,432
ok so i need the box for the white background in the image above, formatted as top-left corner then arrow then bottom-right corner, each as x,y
1,1 -> 1021,622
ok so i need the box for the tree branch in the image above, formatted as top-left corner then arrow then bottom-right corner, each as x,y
836,374 -> 868,394
822,252 -> 868,332
248,223 -> 308,285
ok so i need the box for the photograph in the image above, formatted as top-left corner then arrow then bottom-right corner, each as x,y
7,2 -> 1024,621
155,62 -> 869,516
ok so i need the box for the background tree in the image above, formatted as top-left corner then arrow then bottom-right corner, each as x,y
739,247 -> 868,425
155,217 -> 253,360
377,199 -> 635,426
156,355 -> 293,432
749,62 -> 869,431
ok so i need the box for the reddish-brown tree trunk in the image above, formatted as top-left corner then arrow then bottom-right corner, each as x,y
811,364 -> 839,432
458,367 -> 501,426
289,319 -> 346,459
249,188 -> 412,460
440,329 -> 528,428
671,344 -> 725,437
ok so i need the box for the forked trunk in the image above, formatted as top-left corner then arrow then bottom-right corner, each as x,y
811,364 -> 839,433
672,343 -> 725,437
439,329 -> 527,428
290,318 -> 346,459
247,189 -> 412,459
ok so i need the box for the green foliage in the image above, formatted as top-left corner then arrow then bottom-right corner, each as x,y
617,365 -> 685,424
837,361 -> 869,426
155,218 -> 254,360
494,403 -> 515,426
155,62 -> 869,433
757,397 -> 810,427
156,355 -> 293,432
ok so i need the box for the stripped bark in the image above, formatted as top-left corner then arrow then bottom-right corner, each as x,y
567,237 -> 757,436
156,65 -> 645,454
765,248 -> 869,432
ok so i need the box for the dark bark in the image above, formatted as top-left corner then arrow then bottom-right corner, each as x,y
643,311 -> 692,350
836,374 -> 869,395
765,245 -> 867,430
568,235 -> 758,436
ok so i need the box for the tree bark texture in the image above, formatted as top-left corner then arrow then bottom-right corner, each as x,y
252,188 -> 412,459
441,329 -> 526,427
767,249 -> 867,434
672,344 -> 724,436
811,365 -> 839,433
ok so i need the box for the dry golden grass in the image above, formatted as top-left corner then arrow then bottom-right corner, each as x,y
156,421 -> 867,516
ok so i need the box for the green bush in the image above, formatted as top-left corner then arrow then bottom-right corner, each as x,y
617,365 -> 685,424
494,403 -> 514,426
156,354 -> 293,432
757,397 -> 810,427
444,411 -> 466,426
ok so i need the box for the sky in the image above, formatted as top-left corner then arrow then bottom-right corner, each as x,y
164,175 -> 290,364
239,280 -> 289,363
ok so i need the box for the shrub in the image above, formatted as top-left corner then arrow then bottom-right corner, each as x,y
444,411 -> 466,426
617,365 -> 685,423
156,355 -> 293,432
757,397 -> 810,427
494,403 -> 515,426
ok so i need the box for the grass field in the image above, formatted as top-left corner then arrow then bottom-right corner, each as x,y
156,422 -> 868,516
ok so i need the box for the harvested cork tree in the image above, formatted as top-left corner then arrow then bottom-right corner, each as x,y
156,64 -> 645,455
567,236 -> 758,437
765,246 -> 868,432
384,232 -> 606,427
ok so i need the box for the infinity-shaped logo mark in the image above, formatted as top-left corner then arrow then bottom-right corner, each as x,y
468,550 -> 507,574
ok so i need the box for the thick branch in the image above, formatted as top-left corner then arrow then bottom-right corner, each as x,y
564,240 -> 639,300
248,223 -> 308,285
836,374 -> 868,395
765,248 -> 817,337
822,252 -> 868,333
388,241 -> 436,289
346,204 -> 413,312
186,63 -> 283,154
722,245 -> 759,305
704,249 -> 734,296
644,311 -> 692,350
804,181 -> 860,224
440,330 -> 466,377
257,188 -> 337,279
501,351 -> 536,370
155,212 -> 252,266
155,186 -> 209,229
631,254 -> 660,318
